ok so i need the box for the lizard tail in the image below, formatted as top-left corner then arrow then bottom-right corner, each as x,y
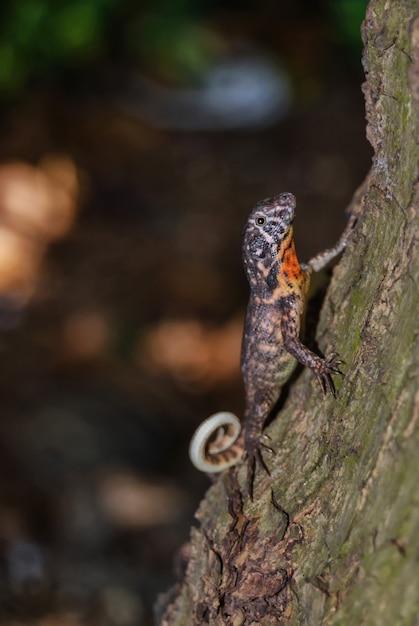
189,412 -> 244,473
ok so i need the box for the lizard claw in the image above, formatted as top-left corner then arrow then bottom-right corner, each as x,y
316,352 -> 345,397
260,433 -> 276,455
326,351 -> 345,370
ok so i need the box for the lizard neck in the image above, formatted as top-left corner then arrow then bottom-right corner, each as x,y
279,228 -> 302,284
265,227 -> 310,297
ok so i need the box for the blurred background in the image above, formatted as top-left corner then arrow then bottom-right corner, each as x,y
0,0 -> 371,624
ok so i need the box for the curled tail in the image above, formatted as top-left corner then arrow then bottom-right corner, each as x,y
189,412 -> 244,473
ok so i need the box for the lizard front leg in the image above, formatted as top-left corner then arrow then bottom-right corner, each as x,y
279,295 -> 344,395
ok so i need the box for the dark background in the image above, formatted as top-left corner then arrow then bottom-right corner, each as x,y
0,1 -> 371,624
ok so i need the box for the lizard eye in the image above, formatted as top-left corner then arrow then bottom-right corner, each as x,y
255,216 -> 266,226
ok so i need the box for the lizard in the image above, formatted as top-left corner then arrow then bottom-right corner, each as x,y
189,192 -> 356,495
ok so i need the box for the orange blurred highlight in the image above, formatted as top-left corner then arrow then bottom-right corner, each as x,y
0,156 -> 79,305
141,316 -> 242,390
98,471 -> 185,528
0,226 -> 42,296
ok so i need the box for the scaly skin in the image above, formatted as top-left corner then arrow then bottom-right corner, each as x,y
189,192 -> 355,495
241,193 -> 344,493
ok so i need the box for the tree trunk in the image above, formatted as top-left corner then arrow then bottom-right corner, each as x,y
157,0 -> 419,623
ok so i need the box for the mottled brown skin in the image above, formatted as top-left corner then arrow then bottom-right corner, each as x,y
241,193 -> 343,491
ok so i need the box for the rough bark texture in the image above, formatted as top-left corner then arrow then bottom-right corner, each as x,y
157,0 -> 419,623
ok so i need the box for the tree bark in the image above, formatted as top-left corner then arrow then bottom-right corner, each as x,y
157,0 -> 419,623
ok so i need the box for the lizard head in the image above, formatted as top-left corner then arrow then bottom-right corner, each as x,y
242,192 -> 296,287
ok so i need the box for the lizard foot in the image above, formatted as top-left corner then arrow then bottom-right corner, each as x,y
314,352 -> 344,397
